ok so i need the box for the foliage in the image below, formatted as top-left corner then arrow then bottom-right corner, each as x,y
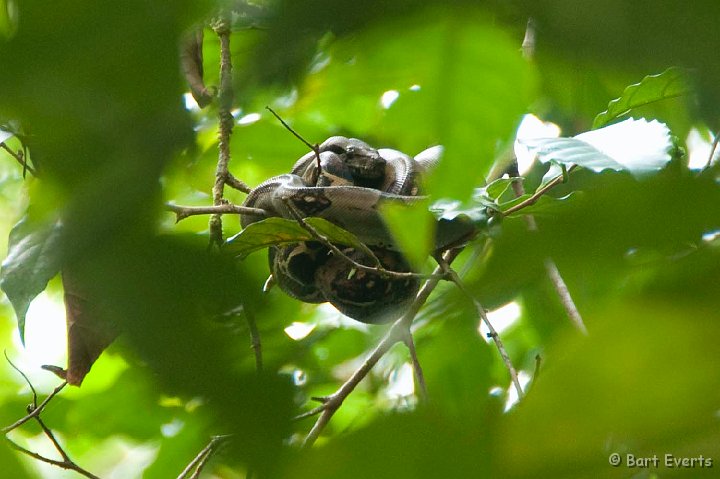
1,1 -> 719,478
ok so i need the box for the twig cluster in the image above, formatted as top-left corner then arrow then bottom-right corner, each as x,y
3,354 -> 99,479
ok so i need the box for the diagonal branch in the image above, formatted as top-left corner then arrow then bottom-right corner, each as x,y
505,162 -> 588,334
443,266 -> 524,400
176,435 -> 232,479
300,248 -> 462,447
1,142 -> 37,177
2,381 -> 67,433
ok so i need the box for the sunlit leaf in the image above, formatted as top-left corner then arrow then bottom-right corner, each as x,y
593,67 -> 691,129
0,216 -> 63,342
521,118 -> 672,178
0,126 -> 12,144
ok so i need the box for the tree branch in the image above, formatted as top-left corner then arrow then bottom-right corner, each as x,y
1,142 -> 37,177
166,203 -> 267,222
209,17 -> 235,247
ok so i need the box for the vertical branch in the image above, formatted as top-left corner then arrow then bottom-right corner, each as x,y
515,18 -> 587,334
244,307 -> 263,373
210,17 -> 235,247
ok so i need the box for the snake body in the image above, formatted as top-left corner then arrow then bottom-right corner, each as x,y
241,136 -> 442,324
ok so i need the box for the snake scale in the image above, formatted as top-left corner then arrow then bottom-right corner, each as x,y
240,136 -> 451,324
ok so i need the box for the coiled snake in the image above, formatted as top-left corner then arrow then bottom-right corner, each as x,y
240,136 -> 447,324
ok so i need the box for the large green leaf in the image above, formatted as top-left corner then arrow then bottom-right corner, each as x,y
225,217 -> 365,258
0,216 -> 63,342
593,67 -> 691,129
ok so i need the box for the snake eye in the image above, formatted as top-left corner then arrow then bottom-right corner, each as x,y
323,144 -> 346,155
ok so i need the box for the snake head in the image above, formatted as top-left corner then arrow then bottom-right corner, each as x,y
320,136 -> 386,186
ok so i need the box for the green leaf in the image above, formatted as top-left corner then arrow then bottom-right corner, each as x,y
521,118 -> 672,178
593,67 -> 691,129
0,216 -> 63,342
484,177 -> 521,201
225,217 -> 365,258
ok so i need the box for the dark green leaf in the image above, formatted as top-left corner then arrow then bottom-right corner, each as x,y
593,67 -> 691,129
0,216 -> 63,342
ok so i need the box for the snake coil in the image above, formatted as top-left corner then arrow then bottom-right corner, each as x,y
241,136 -> 442,324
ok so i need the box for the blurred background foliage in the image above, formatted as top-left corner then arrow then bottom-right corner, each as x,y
1,0 -> 719,478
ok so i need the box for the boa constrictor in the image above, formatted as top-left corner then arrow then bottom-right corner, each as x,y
240,136 -> 446,324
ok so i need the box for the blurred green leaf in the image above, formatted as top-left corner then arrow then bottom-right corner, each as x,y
281,408 -> 492,479
0,216 -> 62,342
380,200 -> 434,270
0,441 -> 30,479
496,302 -> 720,478
593,67 -> 691,129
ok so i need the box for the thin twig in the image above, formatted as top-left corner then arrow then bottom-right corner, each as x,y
226,172 -> 252,193
177,435 -> 231,479
502,164 -> 577,216
301,249 -> 461,447
166,203 -> 267,222
1,142 -> 37,177
4,359 -> 99,479
704,131 -> 720,170
244,307 -> 263,373
402,331 -> 428,402
506,164 -> 588,334
35,415 -> 71,462
265,106 -> 322,174
2,382 -> 67,433
543,258 -> 587,334
5,351 -> 38,405
283,199 -> 443,281
6,437 -> 101,479
444,267 -> 524,400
